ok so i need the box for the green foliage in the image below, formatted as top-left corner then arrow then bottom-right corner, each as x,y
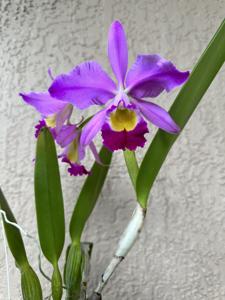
0,188 -> 42,300
35,127 -> 65,298
136,19 -> 225,208
69,147 -> 112,243
62,147 -> 112,298
123,150 -> 139,189
21,265 -> 43,300
64,243 -> 83,300
52,264 -> 63,300
0,188 -> 28,266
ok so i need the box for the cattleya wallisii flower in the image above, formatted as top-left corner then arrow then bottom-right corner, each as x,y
55,124 -> 91,176
20,20 -> 189,176
19,90 -> 97,175
20,91 -> 73,136
48,20 -> 189,152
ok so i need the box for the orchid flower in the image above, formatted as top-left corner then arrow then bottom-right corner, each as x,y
55,124 -> 90,176
20,87 -> 94,176
48,20 -> 189,152
19,91 -> 73,137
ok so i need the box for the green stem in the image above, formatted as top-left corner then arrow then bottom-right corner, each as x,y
123,150 -> 139,189
52,263 -> 63,300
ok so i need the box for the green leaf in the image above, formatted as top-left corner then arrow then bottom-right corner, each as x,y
69,146 -> 112,243
0,188 -> 42,300
136,19 -> 225,208
35,127 -> 65,263
0,188 -> 28,267
64,243 -> 83,300
35,128 -> 65,299
21,265 -> 43,300
123,150 -> 139,189
51,264 -> 63,300
64,242 -> 93,300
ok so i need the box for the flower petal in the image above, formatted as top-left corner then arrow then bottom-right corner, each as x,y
80,109 -> 107,146
49,61 -> 116,109
126,55 -> 189,98
136,99 -> 180,134
101,118 -> 148,151
55,124 -> 78,148
89,142 -> 103,165
34,119 -> 46,138
78,142 -> 86,161
108,20 -> 128,86
55,104 -> 73,133
62,157 -> 90,176
67,163 -> 90,176
20,92 -> 66,117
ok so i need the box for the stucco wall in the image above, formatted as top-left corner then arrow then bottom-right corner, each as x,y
1,1 -> 225,299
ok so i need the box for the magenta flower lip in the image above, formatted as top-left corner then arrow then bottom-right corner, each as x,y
48,20 -> 189,151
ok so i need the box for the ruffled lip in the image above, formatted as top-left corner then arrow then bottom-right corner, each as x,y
61,157 -> 90,176
101,118 -> 149,151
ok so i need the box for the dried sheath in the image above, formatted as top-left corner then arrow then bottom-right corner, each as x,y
91,203 -> 146,298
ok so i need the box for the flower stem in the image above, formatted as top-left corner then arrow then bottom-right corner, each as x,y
123,150 -> 139,189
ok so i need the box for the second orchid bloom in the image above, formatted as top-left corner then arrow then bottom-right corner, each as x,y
20,20 -> 189,176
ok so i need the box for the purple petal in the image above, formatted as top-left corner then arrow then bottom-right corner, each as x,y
62,157 -> 90,176
108,20 -> 128,86
102,119 -> 148,151
136,99 -> 180,134
20,92 -> 66,117
49,61 -> 116,109
55,104 -> 73,133
80,109 -> 107,146
78,143 -> 86,161
67,164 -> 90,176
126,55 -> 189,98
55,124 -> 78,147
89,142 -> 103,165
35,119 -> 46,138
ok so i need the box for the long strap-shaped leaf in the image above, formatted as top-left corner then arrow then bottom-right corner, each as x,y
0,188 -> 42,299
64,147 -> 112,299
69,146 -> 112,243
35,127 -> 65,299
0,188 -> 28,266
136,19 -> 225,208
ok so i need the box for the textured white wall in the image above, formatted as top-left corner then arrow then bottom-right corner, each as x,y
1,0 -> 225,299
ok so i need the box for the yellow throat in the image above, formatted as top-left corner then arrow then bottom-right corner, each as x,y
110,108 -> 137,132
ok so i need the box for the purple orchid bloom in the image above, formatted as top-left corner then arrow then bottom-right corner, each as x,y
55,124 -> 90,176
56,123 -> 103,176
20,91 -> 73,137
20,86 -> 95,176
48,20 -> 189,152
